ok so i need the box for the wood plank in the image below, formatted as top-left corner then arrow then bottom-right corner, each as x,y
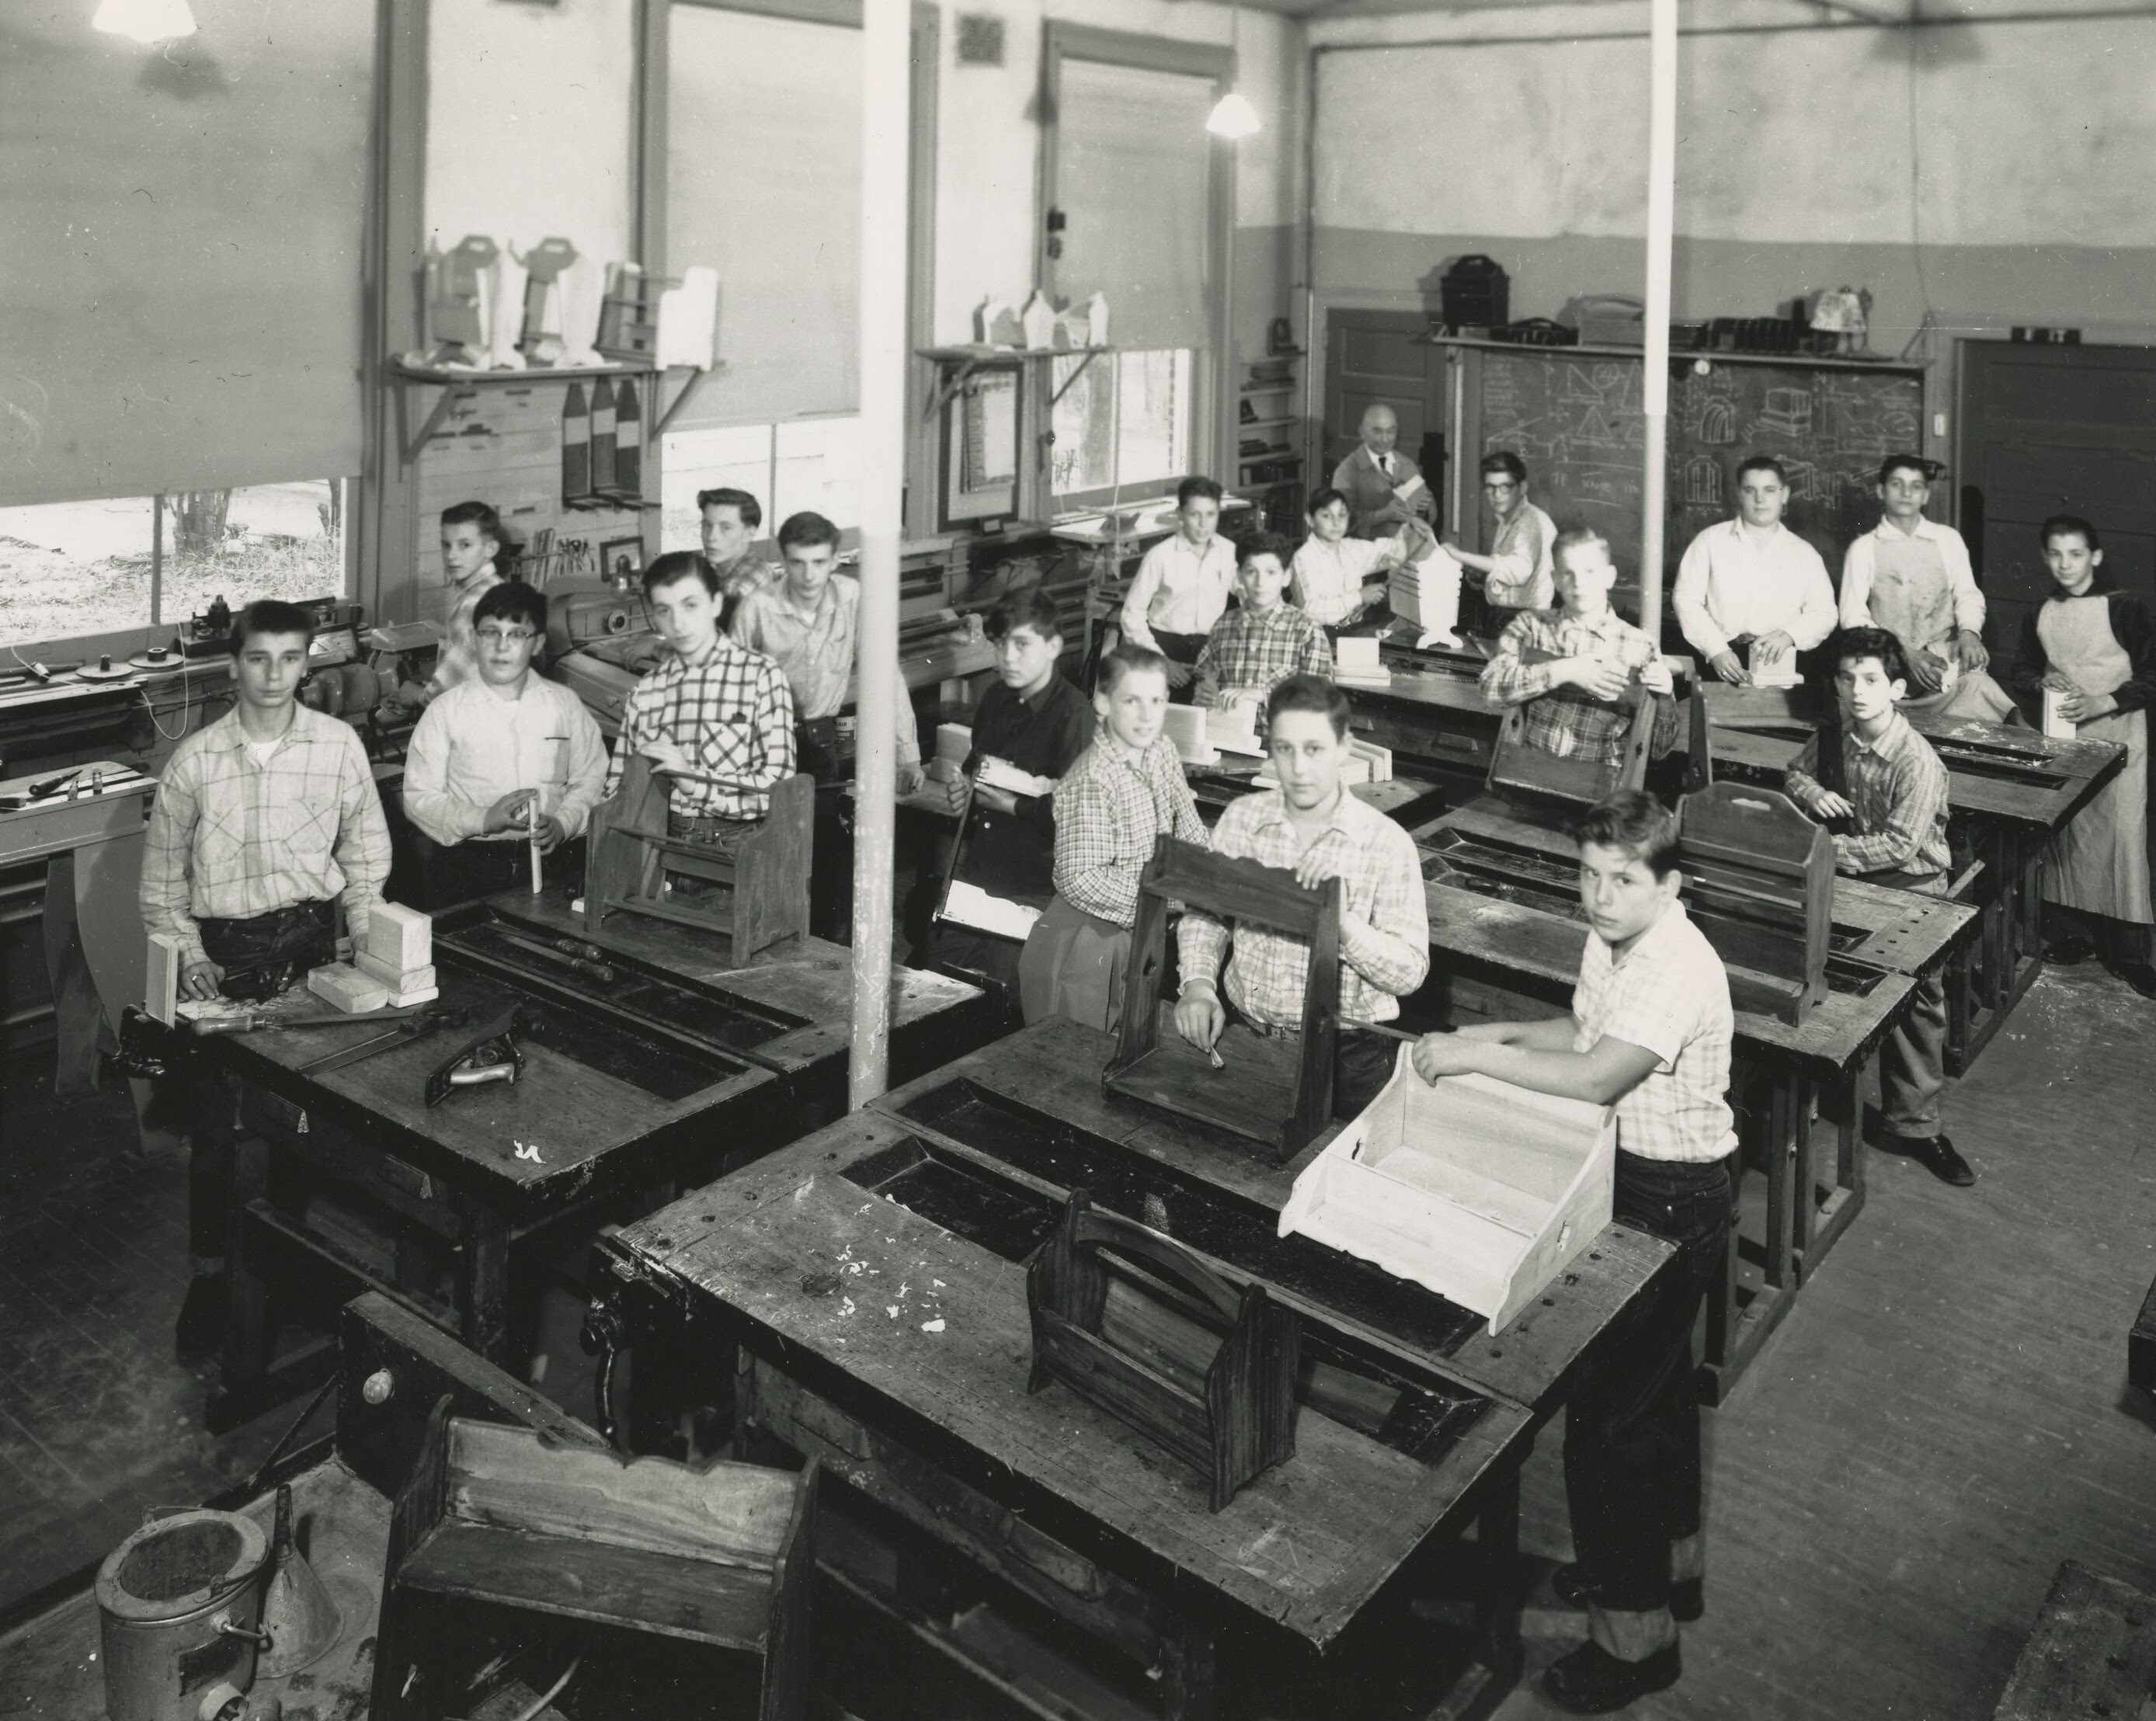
398,1517 -> 776,1649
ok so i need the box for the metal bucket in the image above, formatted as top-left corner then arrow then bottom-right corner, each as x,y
96,1510 -> 271,1721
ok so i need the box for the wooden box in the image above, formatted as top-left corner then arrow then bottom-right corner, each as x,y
1278,1055 -> 1615,1333
1026,1191 -> 1299,1512
1677,781 -> 1834,1024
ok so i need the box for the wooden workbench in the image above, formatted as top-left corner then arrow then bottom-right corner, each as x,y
1403,799 -> 1974,1404
588,1035 -> 1674,1720
1708,711 -> 2124,1073
207,890 -> 997,1430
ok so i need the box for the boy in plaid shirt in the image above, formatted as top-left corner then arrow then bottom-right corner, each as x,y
1193,532 -> 1334,711
1784,627 -> 1968,1187
1175,675 -> 1426,1116
1019,645 -> 1207,1032
1410,791 -> 1734,1712
604,551 -> 796,856
1480,527 -> 1678,766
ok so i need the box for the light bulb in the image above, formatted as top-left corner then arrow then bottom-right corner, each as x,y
1205,91 -> 1262,141
92,0 -> 198,46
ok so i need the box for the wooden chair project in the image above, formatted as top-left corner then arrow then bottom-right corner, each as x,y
584,756 -> 813,966
1487,649 -> 1661,806
1676,781 -> 1835,1024
1104,836 -> 1342,1163
371,1396 -> 819,1721
1027,1190 -> 1299,1511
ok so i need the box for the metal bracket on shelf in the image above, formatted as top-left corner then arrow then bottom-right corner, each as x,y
1047,346 -> 1104,407
654,363 -> 727,437
395,377 -> 478,464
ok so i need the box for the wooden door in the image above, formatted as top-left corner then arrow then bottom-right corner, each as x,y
1322,309 -> 1445,524
1960,342 -> 2156,662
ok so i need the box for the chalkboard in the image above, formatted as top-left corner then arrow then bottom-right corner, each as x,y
1458,344 -> 1925,602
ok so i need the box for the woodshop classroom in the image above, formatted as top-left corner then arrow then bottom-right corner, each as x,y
4,2 -> 2156,1719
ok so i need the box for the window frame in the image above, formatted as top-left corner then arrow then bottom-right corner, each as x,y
635,0 -> 941,536
1036,24 -> 1236,497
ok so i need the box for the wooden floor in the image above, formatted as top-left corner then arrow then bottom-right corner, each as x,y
1498,958 -> 2156,1719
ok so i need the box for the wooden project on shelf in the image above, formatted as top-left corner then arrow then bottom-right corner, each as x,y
1103,837 -> 1341,1162
372,1399 -> 819,1721
1027,1191 -> 1299,1511
1677,780 -> 1834,1024
584,756 -> 812,967
1279,1059 -> 1615,1334
1487,648 -> 1660,805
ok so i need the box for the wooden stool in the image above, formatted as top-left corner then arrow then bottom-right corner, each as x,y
584,757 -> 813,967
371,1396 -> 819,1721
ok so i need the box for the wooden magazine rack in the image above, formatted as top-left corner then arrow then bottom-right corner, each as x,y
1487,648 -> 1660,805
1027,1190 -> 1299,1511
373,1397 -> 819,1721
584,756 -> 813,966
1676,781 -> 1834,1024
1104,837 -> 1341,1163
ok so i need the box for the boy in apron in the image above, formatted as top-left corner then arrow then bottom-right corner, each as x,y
1838,455 -> 2016,723
2012,516 -> 2156,997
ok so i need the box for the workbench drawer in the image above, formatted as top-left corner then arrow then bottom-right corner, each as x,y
239,1083 -> 458,1235
742,1357 -> 1166,1672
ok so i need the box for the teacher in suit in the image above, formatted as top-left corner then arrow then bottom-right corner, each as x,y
1330,404 -> 1436,539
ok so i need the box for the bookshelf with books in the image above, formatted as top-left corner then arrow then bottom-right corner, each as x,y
1237,347 -> 1306,533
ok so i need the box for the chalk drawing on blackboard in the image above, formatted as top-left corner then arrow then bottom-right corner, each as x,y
1758,388 -> 1813,438
1781,458 -> 1824,502
1699,400 -> 1736,446
1685,457 -> 1722,506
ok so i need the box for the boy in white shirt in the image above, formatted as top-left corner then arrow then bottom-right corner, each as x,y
1838,454 -> 2015,721
1119,477 -> 1238,692
402,581 -> 609,906
1288,487 -> 1402,628
1671,455 -> 1837,684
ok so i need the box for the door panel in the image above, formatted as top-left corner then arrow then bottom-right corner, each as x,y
1323,309 -> 1443,513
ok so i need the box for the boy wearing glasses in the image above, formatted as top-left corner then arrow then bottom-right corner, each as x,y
1449,451 -> 1556,631
402,581 -> 609,906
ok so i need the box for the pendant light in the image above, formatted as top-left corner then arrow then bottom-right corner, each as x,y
92,0 -> 198,45
1206,6 -> 1262,140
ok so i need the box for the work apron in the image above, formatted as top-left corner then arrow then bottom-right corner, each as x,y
1865,530 -> 2017,723
2040,595 -> 2153,923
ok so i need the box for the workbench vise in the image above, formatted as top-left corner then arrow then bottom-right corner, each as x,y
1675,781 -> 1834,1025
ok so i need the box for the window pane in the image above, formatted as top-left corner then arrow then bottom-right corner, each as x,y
162,482 -> 345,628
0,497 -> 155,648
1117,351 -> 1191,490
774,419 -> 863,530
1050,351 -> 1192,503
660,425 -> 775,552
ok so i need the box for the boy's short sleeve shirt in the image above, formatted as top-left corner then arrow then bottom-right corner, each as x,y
1571,900 -> 1737,1163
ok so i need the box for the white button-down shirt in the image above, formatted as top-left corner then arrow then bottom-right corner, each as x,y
1120,532 -> 1239,650
402,673 -> 610,847
1671,520 -> 1837,659
1838,516 -> 1984,639
1289,535 -> 1388,627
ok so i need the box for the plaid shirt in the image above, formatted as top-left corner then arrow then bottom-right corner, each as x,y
1573,900 -> 1737,1163
141,705 -> 391,966
1180,788 -> 1429,1028
604,635 -> 797,822
1195,603 -> 1333,701
1786,711 -> 1952,878
1052,732 -> 1208,927
1480,607 -> 1680,765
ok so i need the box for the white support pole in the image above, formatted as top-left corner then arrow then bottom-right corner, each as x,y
849,0 -> 909,1109
1640,0 -> 1678,641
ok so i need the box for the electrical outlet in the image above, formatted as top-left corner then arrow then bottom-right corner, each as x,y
1933,413 -> 1947,437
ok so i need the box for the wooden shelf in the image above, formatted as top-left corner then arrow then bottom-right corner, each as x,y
1239,415 -> 1295,432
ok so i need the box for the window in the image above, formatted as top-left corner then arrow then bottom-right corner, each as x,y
0,483 -> 348,650
659,422 -> 863,551
1051,351 -> 1194,502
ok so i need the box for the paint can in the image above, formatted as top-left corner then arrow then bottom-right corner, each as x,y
96,1509 -> 271,1721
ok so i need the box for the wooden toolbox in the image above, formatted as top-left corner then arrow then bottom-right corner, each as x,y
1280,1058 -> 1615,1334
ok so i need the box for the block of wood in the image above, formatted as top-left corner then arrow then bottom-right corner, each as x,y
308,962 -> 392,1014
145,932 -> 183,1025
356,951 -> 436,991
365,902 -> 433,973
1281,1061 -> 1614,1333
